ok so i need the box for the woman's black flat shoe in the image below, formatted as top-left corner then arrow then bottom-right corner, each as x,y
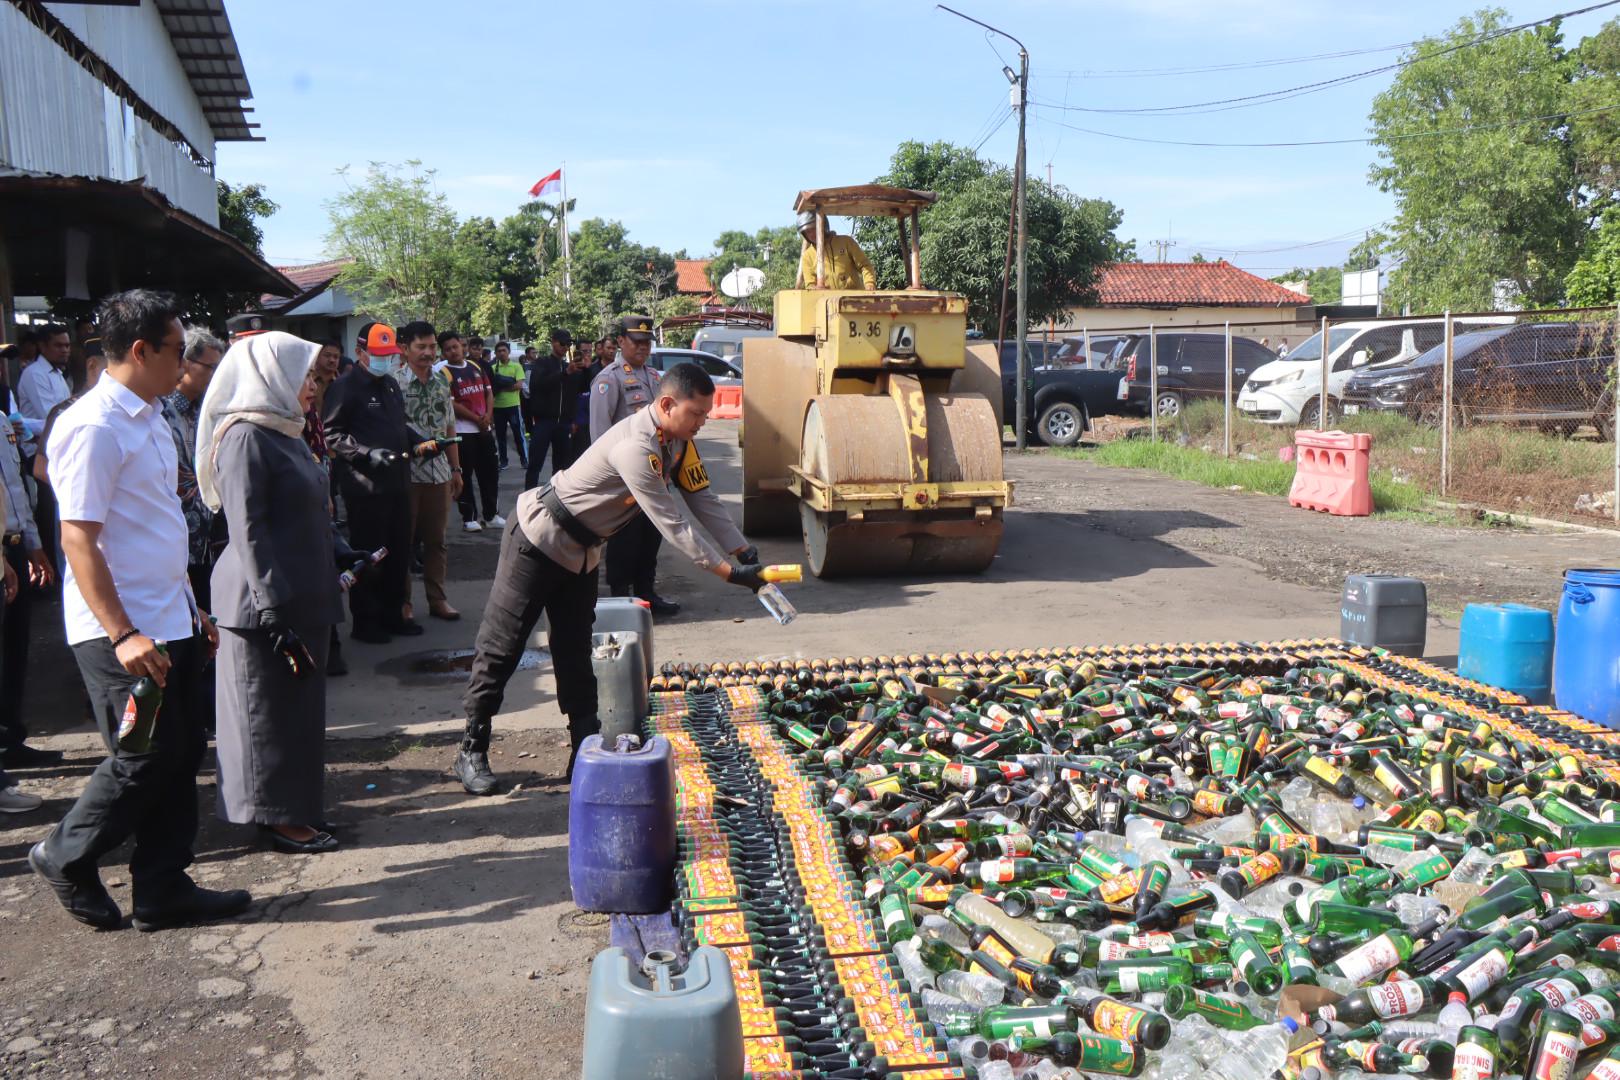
261,826 -> 339,854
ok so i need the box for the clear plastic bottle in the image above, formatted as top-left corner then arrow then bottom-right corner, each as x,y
937,968 -> 1007,1006
922,986 -> 983,1027
1437,991 -> 1472,1045
1202,1017 -> 1299,1080
977,1061 -> 1016,1080
756,583 -> 797,625
1448,846 -> 1496,885
1391,892 -> 1449,928
894,936 -> 936,991
920,913 -> 971,951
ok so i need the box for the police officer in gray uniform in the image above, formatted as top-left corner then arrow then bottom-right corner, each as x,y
590,314 -> 679,616
452,361 -> 764,794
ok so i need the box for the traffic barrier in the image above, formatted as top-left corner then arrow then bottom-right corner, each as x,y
1288,429 -> 1372,516
710,384 -> 742,420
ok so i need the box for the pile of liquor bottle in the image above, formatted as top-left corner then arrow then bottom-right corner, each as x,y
652,639 -> 1620,1079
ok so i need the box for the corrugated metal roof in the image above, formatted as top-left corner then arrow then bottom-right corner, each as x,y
152,0 -> 259,142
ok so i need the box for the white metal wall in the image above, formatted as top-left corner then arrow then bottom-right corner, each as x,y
44,0 -> 214,155
0,4 -> 218,224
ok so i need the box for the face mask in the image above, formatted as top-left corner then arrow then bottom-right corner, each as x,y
368,357 -> 399,378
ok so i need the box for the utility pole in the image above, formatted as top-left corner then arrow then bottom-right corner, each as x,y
939,5 -> 1029,450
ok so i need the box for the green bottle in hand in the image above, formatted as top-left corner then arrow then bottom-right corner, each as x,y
116,643 -> 167,753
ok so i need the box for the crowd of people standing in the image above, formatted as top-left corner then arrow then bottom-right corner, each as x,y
0,290 -> 752,933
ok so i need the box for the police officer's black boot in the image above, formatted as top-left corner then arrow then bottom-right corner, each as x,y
564,714 -> 600,783
454,718 -> 500,796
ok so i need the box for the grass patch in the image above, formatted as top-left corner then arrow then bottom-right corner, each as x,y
1116,398 -> 1616,522
1062,438 -> 1430,514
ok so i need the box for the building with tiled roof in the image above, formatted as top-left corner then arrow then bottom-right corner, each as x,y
674,258 -> 714,298
253,257 -> 366,353
1060,261 -> 1317,346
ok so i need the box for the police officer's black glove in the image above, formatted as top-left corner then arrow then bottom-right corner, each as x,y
366,447 -> 400,471
729,563 -> 767,593
260,610 -> 315,679
736,545 -> 759,566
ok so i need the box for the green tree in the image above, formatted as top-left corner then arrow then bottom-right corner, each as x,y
179,179 -> 281,328
706,225 -> 799,309
470,282 -> 513,339
1368,9 -> 1580,312
655,294 -> 703,348
569,218 -> 676,315
853,140 -> 1127,330
521,269 -> 610,343
218,180 -> 278,254
1189,252 -> 1209,264
1565,206 -> 1620,304
324,161 -> 488,329
1570,18 -> 1620,216
1269,267 -> 1342,305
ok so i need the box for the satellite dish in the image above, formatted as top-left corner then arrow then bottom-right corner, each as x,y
720,266 -> 766,299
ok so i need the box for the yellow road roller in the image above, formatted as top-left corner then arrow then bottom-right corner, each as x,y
740,185 -> 1011,578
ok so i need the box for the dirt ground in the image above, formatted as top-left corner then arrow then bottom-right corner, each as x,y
1,419 -> 1613,1079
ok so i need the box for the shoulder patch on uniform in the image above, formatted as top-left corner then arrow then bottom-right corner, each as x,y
648,453 -> 663,478
675,441 -> 710,493
597,383 -> 608,394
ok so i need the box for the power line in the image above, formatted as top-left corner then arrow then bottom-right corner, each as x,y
1196,224 -> 1390,257
1038,0 -> 1620,79
1029,0 -> 1620,117
972,109 -> 1012,154
1035,101 -> 1620,149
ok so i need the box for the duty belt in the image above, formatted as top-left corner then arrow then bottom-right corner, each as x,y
538,486 -> 602,549
2,533 -> 21,547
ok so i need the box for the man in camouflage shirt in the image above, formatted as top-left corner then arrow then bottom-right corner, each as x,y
392,321 -> 463,621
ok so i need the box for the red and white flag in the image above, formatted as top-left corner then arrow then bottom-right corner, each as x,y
528,168 -> 562,198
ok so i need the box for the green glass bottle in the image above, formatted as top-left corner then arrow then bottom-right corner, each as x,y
1162,984 -> 1266,1030
1316,977 -> 1439,1025
1449,1025 -> 1500,1080
974,1003 -> 1077,1040
1325,917 -> 1439,984
1522,1007 -> 1583,1080
1012,1031 -> 1143,1077
1227,929 -> 1283,996
115,644 -> 167,753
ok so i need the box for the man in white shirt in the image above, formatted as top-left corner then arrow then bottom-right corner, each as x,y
15,323 -> 71,569
29,290 -> 248,933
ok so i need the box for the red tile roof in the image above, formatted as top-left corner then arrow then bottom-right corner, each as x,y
675,258 -> 712,295
1095,261 -> 1311,307
259,257 -> 352,310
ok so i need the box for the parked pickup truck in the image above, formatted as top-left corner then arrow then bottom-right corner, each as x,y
997,344 -> 1132,446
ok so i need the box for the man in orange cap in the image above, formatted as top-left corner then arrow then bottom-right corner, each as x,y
322,322 -> 440,643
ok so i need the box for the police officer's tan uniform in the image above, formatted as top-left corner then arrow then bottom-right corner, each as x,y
588,351 -> 658,441
454,366 -> 747,794
519,407 -> 744,573
587,315 -> 670,603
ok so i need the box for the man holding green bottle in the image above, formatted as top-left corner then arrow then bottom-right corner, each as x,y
28,289 -> 248,933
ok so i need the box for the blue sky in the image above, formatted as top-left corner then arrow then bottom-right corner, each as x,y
217,0 -> 1619,278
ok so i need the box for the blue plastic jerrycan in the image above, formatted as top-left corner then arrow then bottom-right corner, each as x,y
568,733 -> 675,913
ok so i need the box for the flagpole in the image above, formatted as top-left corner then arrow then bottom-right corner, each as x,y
560,162 -> 572,299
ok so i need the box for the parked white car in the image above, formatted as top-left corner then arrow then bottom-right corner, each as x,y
1236,317 -> 1511,426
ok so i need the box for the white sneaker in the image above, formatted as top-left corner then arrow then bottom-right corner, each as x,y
0,785 -> 41,813
485,515 -> 507,528
462,520 -> 482,533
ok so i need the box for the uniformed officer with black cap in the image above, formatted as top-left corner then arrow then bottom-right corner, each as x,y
590,313 -> 679,615
452,360 -> 763,794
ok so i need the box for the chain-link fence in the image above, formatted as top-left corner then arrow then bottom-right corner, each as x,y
1008,305 -> 1620,525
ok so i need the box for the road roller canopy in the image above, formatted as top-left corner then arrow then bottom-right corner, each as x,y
793,185 -> 938,219
796,186 -> 938,290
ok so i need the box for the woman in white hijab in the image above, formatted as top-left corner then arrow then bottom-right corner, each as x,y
202,332 -> 345,854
